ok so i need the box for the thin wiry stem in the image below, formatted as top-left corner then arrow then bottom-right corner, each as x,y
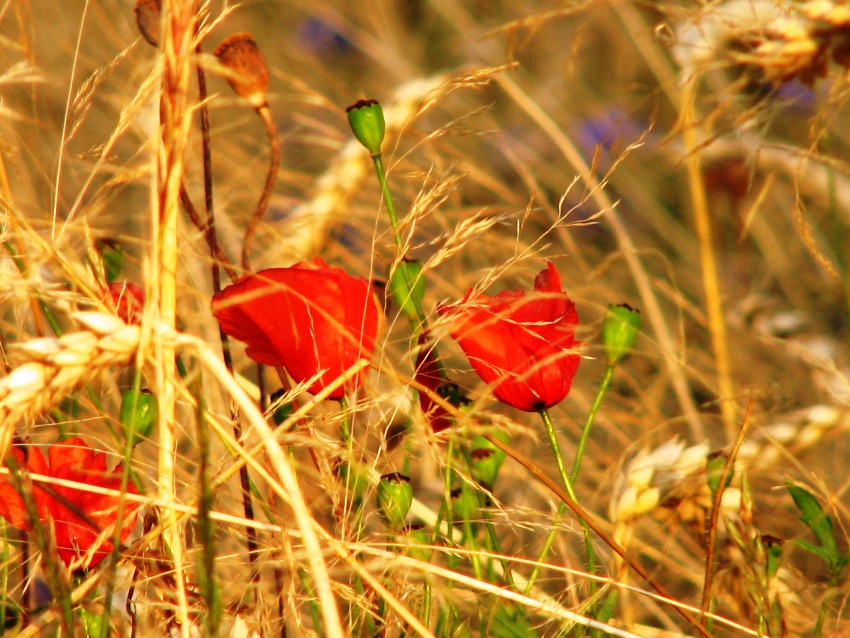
241,104 -> 280,271
195,35 -> 259,579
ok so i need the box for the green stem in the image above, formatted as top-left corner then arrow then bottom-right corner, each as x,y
369,153 -> 430,329
526,366 -> 617,593
571,364 -> 615,483
539,409 -> 577,502
538,408 -> 597,608
371,154 -> 402,251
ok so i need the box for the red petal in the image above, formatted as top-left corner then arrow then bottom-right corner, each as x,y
440,263 -> 580,411
0,446 -> 49,531
213,261 -> 381,397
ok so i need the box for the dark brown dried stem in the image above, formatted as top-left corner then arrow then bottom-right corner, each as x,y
194,40 -> 259,577
241,104 -> 280,271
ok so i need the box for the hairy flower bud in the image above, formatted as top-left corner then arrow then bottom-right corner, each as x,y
214,33 -> 270,109
602,303 -> 641,365
377,472 -> 413,530
346,99 -> 385,156
120,388 -> 158,446
388,259 -> 425,321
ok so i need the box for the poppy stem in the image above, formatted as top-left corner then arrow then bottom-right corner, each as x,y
527,363 -> 617,606
369,153 -> 431,329
538,408 -> 598,608
571,363 -> 615,483
241,104 -> 280,272
370,154 -> 403,252
538,408 -> 577,502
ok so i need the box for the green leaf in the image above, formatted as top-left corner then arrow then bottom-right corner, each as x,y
786,482 -> 849,577
786,483 -> 838,558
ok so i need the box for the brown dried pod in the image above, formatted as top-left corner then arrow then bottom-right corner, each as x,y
135,0 -> 161,47
214,33 -> 270,108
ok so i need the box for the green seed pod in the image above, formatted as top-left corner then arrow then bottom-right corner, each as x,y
468,431 -> 508,489
377,472 -> 413,530
346,99 -> 385,156
388,259 -> 425,321
120,388 -> 158,447
602,303 -> 641,365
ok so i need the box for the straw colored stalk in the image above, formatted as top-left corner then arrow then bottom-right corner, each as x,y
154,1 -> 197,635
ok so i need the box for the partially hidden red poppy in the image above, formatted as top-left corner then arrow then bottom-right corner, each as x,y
415,331 -> 469,433
211,257 -> 381,399
415,332 -> 452,432
105,281 -> 145,324
0,437 -> 140,569
438,262 -> 580,412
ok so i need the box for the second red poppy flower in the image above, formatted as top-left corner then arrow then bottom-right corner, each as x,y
211,258 -> 381,399
438,262 -> 580,412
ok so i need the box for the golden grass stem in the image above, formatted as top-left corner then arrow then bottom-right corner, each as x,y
156,1 -> 197,635
680,81 -> 738,441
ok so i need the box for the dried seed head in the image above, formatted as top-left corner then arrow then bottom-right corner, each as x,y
135,0 -> 161,47
214,33 -> 270,108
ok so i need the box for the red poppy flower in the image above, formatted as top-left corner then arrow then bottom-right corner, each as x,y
438,262 -> 580,412
104,281 -> 145,324
0,437 -> 140,568
211,258 -> 381,399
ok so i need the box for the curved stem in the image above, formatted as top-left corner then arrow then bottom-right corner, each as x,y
539,408 -> 577,502
526,365 -> 616,593
241,104 -> 280,271
571,364 -> 615,483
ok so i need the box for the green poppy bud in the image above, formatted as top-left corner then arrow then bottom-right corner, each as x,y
468,431 -> 508,489
602,303 -> 641,364
377,472 -> 413,530
269,389 -> 294,425
335,462 -> 370,504
120,388 -> 158,447
762,534 -> 784,579
388,259 -> 425,321
346,99 -> 385,156
450,484 -> 479,522
96,238 -> 124,284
